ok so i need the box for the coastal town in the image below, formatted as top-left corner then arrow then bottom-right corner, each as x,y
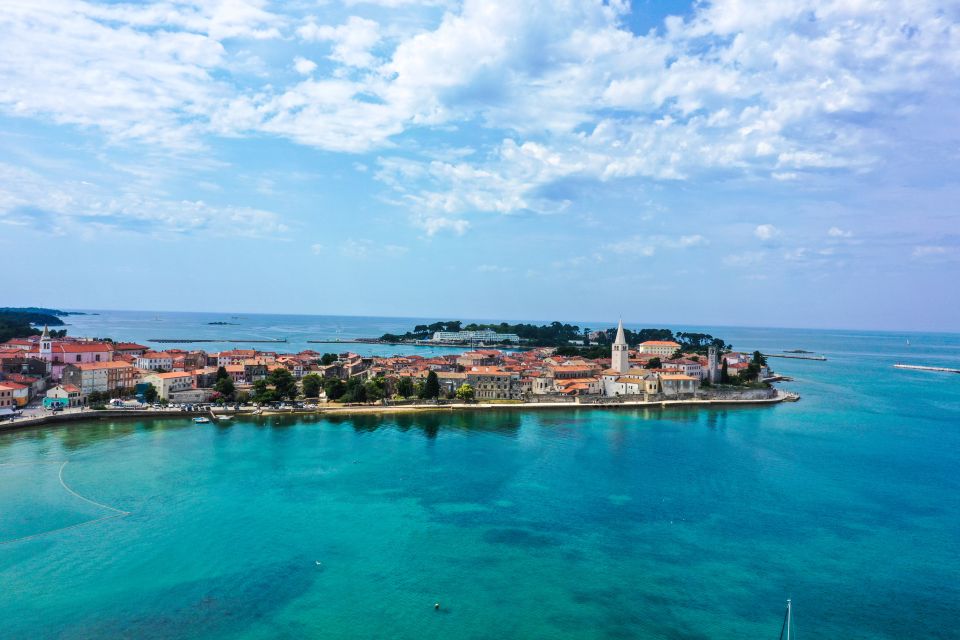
0,319 -> 787,420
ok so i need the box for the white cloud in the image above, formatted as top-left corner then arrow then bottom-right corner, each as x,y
297,16 -> 382,68
476,264 -> 511,273
828,226 -> 853,238
604,233 -> 706,257
1,0 -> 959,234
0,162 -> 288,238
310,243 -> 324,254
723,251 -> 765,267
912,245 -> 955,259
340,238 -> 409,259
293,56 -> 317,75
754,224 -> 780,240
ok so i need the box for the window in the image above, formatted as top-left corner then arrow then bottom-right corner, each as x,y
76,355 -> 81,362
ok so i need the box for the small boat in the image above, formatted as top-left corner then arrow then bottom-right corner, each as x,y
217,415 -> 232,421
778,598 -> 794,640
193,417 -> 210,424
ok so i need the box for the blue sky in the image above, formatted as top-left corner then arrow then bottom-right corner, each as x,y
2,0 -> 959,331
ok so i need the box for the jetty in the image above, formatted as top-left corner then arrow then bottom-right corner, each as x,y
762,353 -> 827,361
893,364 -> 960,374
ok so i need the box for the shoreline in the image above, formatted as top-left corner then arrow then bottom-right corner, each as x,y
0,389 -> 796,434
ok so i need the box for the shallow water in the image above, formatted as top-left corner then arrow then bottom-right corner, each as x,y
1,326 -> 958,639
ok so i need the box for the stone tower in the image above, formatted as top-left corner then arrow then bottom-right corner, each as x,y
707,345 -> 718,383
40,325 -> 52,361
611,319 -> 630,374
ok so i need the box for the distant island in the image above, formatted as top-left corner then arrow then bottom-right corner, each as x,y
207,321 -> 239,325
0,308 -> 75,342
379,320 -> 730,357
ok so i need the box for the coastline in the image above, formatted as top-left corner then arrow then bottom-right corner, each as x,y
0,389 -> 796,434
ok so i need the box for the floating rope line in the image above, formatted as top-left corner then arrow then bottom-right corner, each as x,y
0,461 -> 64,467
0,459 -> 130,545
0,514 -> 126,546
58,461 -> 130,516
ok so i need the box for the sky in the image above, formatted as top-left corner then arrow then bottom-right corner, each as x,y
2,0 -> 959,332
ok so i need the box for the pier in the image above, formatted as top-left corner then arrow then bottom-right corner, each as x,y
762,353 -> 827,361
893,364 -> 960,374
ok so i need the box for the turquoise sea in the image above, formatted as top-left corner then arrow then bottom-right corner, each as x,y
1,314 -> 959,639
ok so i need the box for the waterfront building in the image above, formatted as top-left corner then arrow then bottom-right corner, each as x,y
0,383 -> 16,408
659,373 -> 700,397
141,372 -> 194,399
62,361 -> 140,395
464,367 -> 522,400
431,330 -> 521,344
44,384 -> 85,408
638,340 -> 682,357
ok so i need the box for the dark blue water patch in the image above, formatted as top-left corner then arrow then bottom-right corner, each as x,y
483,527 -> 559,549
43,554 -> 317,640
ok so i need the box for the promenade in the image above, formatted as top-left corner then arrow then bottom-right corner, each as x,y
0,389 -> 797,433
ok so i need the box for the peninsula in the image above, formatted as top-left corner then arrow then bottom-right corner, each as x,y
0,318 -> 795,428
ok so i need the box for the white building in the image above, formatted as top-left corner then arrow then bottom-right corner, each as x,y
136,352 -> 174,371
141,372 -> 194,399
431,330 -> 521,344
638,340 -> 682,357
661,358 -> 705,380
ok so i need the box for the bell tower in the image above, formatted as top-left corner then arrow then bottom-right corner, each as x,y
40,325 -> 52,361
611,319 -> 630,374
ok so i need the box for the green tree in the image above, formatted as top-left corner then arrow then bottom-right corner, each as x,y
252,379 -> 275,404
455,383 -> 475,402
364,376 -> 387,402
720,359 -> 730,384
214,375 -> 235,399
752,350 -> 767,366
301,373 -> 323,398
395,377 -> 414,398
216,366 -> 229,381
236,390 -> 251,404
323,378 -> 346,401
143,383 -> 158,403
268,368 -> 298,400
424,371 -> 440,399
320,353 -> 338,366
645,357 -> 662,369
341,377 -> 367,403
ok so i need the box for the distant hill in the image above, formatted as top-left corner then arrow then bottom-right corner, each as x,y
0,308 -> 69,342
0,307 -> 84,317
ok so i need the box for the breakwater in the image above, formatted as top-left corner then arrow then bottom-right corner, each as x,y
893,364 -> 960,374
762,353 -> 827,361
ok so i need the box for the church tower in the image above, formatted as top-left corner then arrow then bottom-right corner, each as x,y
707,345 -> 718,384
611,319 -> 630,374
40,325 -> 52,361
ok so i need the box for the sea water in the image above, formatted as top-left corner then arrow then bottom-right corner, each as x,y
1,319 -> 958,639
